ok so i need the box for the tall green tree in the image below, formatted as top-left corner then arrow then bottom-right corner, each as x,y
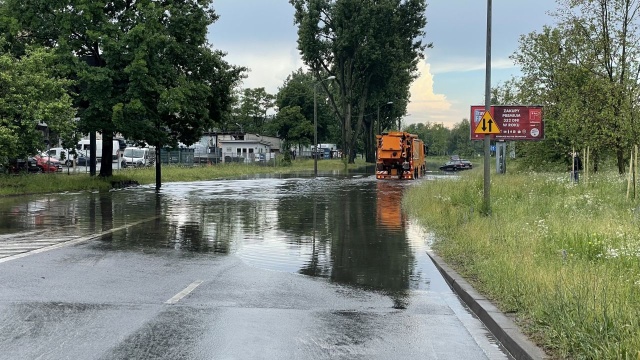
447,119 -> 478,158
269,105 -> 311,156
560,0 -> 640,173
405,122 -> 450,156
275,69 -> 336,152
4,0 -> 243,181
110,0 -> 244,188
0,45 -> 76,165
232,87 -> 275,134
510,1 -> 640,173
290,0 -> 429,163
3,0 -> 135,176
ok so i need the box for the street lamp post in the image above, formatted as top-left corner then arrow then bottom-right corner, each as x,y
314,75 -> 336,177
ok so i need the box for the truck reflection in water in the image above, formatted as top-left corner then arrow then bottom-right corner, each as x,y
375,181 -> 404,230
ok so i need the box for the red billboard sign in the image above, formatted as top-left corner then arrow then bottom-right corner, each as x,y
470,105 -> 544,141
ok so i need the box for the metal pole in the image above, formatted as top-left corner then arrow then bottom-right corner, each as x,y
483,0 -> 492,215
314,84 -> 318,177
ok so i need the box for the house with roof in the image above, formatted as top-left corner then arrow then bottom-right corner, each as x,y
191,131 -> 283,164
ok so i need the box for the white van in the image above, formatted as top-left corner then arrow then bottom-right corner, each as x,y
77,139 -> 120,162
46,147 -> 75,166
123,147 -> 152,167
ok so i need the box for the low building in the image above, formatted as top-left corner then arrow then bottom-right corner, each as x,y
188,132 -> 282,164
218,133 -> 282,163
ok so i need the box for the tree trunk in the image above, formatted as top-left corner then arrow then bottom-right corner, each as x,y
345,103 -> 353,163
99,132 -> 114,177
364,120 -> 375,163
347,76 -> 370,164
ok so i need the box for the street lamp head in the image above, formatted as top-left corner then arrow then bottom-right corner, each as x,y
387,101 -> 393,105
326,75 -> 336,80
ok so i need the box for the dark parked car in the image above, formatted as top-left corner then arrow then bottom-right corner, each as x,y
7,158 -> 41,174
72,153 -> 90,166
439,159 -> 473,172
71,153 -> 126,168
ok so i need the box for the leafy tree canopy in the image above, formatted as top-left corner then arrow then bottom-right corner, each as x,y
291,0 -> 430,163
3,0 -> 245,180
0,44 -> 76,165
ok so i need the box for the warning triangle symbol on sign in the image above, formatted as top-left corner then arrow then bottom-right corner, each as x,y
474,111 -> 501,134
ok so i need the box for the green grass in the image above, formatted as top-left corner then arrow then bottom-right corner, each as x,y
404,168 -> 640,359
0,158 -> 368,196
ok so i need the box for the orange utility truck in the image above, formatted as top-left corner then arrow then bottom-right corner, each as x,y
375,131 -> 426,180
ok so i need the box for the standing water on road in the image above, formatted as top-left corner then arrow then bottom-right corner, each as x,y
131,175 -> 449,297
0,173 -> 511,359
0,174 -> 446,295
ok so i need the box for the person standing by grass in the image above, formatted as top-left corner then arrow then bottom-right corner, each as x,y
571,152 -> 582,183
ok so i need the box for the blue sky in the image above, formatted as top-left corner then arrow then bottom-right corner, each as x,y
208,0 -> 559,128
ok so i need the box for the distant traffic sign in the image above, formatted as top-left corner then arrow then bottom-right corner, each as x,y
473,111 -> 501,134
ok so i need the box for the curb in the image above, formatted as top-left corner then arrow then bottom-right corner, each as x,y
427,251 -> 548,360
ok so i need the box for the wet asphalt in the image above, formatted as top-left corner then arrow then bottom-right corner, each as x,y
0,171 -> 512,359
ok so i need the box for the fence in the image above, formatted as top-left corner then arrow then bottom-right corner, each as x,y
159,148 -> 194,165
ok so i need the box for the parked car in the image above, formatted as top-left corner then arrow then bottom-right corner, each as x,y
46,148 -> 80,167
439,159 -> 473,172
459,159 -> 473,169
73,153 -> 90,167
33,155 -> 62,173
7,158 -> 41,174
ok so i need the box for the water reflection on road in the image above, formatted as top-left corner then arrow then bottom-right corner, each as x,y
170,176 -> 446,297
0,174 -> 448,298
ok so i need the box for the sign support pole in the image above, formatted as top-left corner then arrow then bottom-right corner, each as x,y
483,0 -> 492,215
496,141 -> 506,174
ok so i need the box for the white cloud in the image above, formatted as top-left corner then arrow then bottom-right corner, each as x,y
219,43 -> 304,94
406,61 -> 463,128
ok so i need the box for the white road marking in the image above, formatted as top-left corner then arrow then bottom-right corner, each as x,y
165,280 -> 204,304
0,217 -> 158,264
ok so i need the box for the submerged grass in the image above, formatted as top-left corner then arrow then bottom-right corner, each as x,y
0,158 -> 367,196
404,170 -> 640,359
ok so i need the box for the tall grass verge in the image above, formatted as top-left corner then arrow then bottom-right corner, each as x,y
404,171 -> 640,359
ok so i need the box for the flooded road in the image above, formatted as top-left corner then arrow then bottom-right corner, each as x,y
0,173 -> 511,359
